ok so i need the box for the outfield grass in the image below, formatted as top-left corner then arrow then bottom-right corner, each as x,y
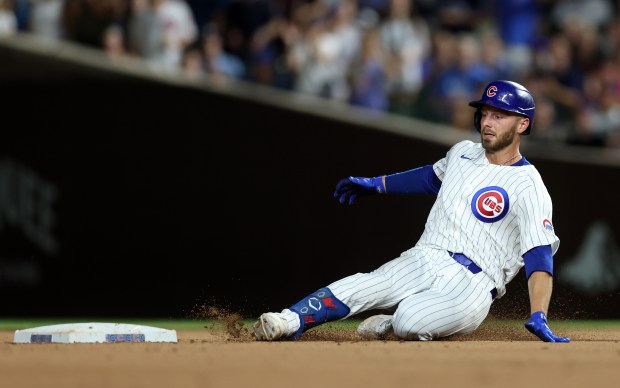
1,318 -> 619,331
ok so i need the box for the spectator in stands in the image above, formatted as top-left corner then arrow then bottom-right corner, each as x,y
478,28 -> 512,81
127,0 -> 163,61
249,14 -> 296,88
410,29 -> 457,122
27,0 -> 65,40
522,73 -> 569,144
602,16 -> 620,61
222,0 -> 273,66
429,0 -> 490,33
350,26 -> 389,111
493,0 -> 545,79
0,0 -> 17,35
421,33 -> 490,126
443,30 -> 511,131
533,34 -> 584,130
330,0 -> 362,73
13,0 -> 28,31
185,0 -> 229,39
102,23 -> 127,59
548,0 -> 614,34
62,0 -> 128,49
568,21 -> 606,73
202,23 -> 246,80
180,42 -> 205,80
151,0 -> 198,71
379,0 -> 430,111
571,65 -> 620,147
358,0 -> 390,19
287,3 -> 358,102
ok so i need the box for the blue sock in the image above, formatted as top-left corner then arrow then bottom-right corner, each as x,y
288,287 -> 350,339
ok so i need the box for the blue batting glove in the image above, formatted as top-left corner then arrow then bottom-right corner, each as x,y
333,176 -> 384,205
524,311 -> 570,343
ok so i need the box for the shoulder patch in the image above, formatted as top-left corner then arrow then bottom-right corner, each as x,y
543,219 -> 554,234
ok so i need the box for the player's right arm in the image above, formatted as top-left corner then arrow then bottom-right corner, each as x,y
333,140 -> 475,205
333,165 -> 441,205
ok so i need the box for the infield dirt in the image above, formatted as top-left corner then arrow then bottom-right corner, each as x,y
1,320 -> 619,388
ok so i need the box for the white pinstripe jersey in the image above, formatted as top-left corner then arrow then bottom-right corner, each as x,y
415,140 -> 560,298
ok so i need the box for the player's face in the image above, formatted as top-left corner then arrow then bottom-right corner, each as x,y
479,106 -> 527,152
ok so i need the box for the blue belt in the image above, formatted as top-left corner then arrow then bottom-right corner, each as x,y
449,251 -> 482,274
448,251 -> 497,300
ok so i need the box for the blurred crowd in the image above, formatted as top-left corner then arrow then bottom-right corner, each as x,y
3,0 -> 620,148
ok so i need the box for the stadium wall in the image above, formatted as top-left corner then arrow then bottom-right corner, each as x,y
1,35 -> 619,319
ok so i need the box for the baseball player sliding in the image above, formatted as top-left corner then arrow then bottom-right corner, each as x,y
254,80 -> 570,342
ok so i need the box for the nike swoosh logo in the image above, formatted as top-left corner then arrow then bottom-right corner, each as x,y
460,155 -> 471,160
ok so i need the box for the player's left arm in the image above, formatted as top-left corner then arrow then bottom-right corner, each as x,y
516,173 -> 568,342
523,246 -> 570,343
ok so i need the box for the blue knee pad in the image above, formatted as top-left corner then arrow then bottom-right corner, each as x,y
288,287 -> 350,339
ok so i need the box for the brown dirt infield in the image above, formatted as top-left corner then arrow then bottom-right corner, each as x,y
1,319 -> 619,388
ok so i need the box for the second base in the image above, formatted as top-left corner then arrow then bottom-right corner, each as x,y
13,322 -> 178,344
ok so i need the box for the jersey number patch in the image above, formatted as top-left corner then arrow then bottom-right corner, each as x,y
471,186 -> 510,223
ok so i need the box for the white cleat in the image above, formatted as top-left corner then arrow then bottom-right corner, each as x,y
253,312 -> 289,341
357,314 -> 394,340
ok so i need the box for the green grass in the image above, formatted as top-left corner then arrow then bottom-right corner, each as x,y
1,318 -> 619,331
0,318 -> 214,331
523,320 -> 620,329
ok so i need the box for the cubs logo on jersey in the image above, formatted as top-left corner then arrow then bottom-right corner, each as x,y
471,186 -> 510,223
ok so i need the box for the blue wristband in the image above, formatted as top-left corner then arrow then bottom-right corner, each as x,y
523,245 -> 553,279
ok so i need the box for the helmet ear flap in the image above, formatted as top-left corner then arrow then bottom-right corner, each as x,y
473,109 -> 482,132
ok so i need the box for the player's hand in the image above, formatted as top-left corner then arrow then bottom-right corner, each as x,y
524,311 -> 570,343
334,176 -> 384,205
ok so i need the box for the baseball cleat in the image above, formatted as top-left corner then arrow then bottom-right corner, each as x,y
357,314 -> 394,340
253,312 -> 289,341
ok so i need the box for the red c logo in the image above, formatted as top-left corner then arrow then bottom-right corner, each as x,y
486,85 -> 498,97
476,191 -> 503,217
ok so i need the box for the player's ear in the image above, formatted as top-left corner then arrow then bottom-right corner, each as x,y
517,117 -> 529,135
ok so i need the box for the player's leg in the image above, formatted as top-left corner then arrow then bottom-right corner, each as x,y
253,287 -> 350,341
326,247 -> 438,314
390,257 -> 496,340
254,248 -> 437,341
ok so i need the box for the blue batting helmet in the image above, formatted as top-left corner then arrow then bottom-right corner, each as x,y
468,80 -> 535,135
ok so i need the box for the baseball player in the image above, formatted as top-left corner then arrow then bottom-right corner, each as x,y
254,80 -> 570,342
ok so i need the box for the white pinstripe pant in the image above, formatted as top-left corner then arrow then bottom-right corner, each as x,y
328,247 -> 496,340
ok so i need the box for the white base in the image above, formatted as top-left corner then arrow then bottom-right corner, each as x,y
13,322 -> 178,343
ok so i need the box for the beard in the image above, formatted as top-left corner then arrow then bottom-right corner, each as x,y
481,124 -> 518,152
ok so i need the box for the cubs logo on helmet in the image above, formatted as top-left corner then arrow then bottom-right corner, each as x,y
486,85 -> 498,97
471,186 -> 510,223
